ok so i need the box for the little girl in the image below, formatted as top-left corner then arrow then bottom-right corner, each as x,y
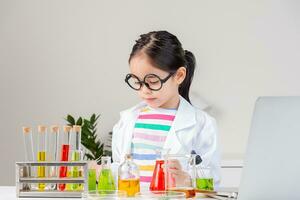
112,30 -> 220,189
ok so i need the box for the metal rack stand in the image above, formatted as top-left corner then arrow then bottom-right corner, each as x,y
16,161 -> 88,198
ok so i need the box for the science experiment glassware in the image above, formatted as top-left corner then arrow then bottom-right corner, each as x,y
22,127 -> 34,190
98,156 -> 115,190
149,149 -> 170,191
58,125 -> 71,191
165,153 -> 196,198
47,125 -> 59,190
69,125 -> 83,190
118,154 -> 140,197
37,125 -> 47,191
195,166 -> 214,191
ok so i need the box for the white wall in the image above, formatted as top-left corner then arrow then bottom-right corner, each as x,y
0,0 -> 299,186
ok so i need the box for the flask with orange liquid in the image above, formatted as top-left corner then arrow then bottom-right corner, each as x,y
118,154 -> 140,197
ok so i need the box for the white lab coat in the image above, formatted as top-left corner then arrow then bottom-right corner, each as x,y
112,96 -> 221,187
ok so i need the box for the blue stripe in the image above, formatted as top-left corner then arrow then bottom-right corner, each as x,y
132,153 -> 157,160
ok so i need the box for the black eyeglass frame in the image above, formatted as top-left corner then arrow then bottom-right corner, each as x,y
125,72 -> 175,91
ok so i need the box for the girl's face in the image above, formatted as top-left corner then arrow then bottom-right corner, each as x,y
129,53 -> 186,109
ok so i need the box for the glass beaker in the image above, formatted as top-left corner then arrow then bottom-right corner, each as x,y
98,156 -> 115,190
118,154 -> 140,197
164,153 -> 196,198
149,149 -> 170,191
88,161 -> 97,191
195,166 -> 214,191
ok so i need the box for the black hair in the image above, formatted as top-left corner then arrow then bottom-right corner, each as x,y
129,30 -> 196,103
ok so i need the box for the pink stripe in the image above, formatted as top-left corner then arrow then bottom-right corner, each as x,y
140,176 -> 152,182
134,132 -> 167,142
138,114 -> 175,121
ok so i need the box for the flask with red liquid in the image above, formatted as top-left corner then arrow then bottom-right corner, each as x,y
149,149 -> 170,191
150,159 -> 165,191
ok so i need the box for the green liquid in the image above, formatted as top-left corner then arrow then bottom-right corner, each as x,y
196,178 -> 214,191
70,151 -> 82,190
97,169 -> 115,190
88,169 -> 96,191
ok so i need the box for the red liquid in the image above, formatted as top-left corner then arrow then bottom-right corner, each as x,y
150,160 -> 165,191
58,144 -> 69,191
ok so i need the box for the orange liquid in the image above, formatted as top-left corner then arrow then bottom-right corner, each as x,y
168,187 -> 196,198
118,178 -> 140,197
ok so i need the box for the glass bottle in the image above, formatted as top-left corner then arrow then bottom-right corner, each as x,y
118,154 -> 140,197
98,156 -> 115,190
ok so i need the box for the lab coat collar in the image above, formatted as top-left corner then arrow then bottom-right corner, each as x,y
172,96 -> 196,131
118,96 -> 197,155
120,95 -> 197,132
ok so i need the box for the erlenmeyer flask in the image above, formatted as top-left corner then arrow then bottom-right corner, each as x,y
149,149 -> 169,191
98,156 -> 115,190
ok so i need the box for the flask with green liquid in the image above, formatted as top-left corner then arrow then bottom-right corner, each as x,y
98,156 -> 115,190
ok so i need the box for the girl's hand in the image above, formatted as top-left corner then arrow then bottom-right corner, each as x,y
165,159 -> 192,187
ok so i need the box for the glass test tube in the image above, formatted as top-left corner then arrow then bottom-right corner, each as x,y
48,125 -> 59,190
22,127 -> 34,190
58,125 -> 71,191
37,125 -> 47,191
69,125 -> 82,190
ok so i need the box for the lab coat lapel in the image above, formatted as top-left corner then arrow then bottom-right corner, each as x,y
120,101 -> 146,157
163,96 -> 196,153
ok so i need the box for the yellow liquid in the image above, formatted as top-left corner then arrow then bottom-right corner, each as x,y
66,171 -> 72,191
118,179 -> 140,197
37,151 -> 46,191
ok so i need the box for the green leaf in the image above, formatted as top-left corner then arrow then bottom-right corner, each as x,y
65,113 -> 105,161
66,115 -> 76,125
76,117 -> 83,126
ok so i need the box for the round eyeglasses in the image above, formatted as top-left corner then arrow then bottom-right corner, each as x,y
125,72 -> 175,91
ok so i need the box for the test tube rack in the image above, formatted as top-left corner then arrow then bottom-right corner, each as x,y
16,161 -> 88,198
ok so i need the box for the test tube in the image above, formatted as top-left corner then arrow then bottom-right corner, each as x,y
58,125 -> 71,191
69,125 -> 82,190
37,125 -> 47,191
48,125 -> 59,190
22,127 -> 34,190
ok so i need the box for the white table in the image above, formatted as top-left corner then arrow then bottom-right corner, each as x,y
0,186 -> 237,199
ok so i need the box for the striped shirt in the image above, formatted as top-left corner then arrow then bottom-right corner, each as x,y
131,106 -> 177,188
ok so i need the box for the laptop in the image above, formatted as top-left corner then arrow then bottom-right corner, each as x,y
238,96 -> 300,200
